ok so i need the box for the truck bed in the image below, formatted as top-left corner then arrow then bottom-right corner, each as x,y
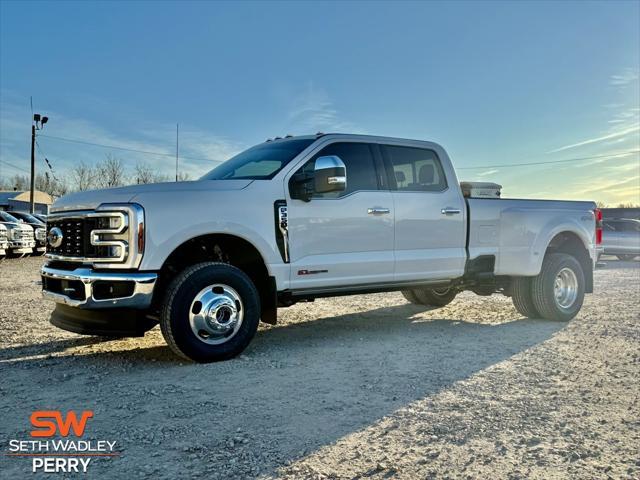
466,197 -> 597,276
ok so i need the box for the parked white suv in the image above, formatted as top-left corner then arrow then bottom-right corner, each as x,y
41,134 -> 600,362
0,211 -> 36,257
0,223 -> 8,258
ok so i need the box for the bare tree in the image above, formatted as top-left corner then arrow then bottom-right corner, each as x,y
37,172 -> 69,198
52,178 -> 69,197
1,174 -> 30,191
34,172 -> 68,197
134,162 -> 169,184
71,161 -> 96,191
95,153 -> 125,188
595,201 -> 608,208
177,171 -> 191,182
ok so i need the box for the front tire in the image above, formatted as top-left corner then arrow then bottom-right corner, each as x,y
531,253 -> 585,322
160,262 -> 260,362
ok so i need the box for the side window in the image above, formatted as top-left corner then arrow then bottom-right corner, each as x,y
621,221 -> 640,232
383,145 -> 447,192
298,142 -> 380,198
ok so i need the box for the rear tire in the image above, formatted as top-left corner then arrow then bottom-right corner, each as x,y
402,287 -> 457,307
401,289 -> 422,305
160,262 -> 260,363
531,253 -> 584,322
511,277 -> 539,318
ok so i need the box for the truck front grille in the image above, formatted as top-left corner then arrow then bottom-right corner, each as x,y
47,218 -> 86,257
18,230 -> 34,241
44,205 -> 144,269
46,217 -> 110,258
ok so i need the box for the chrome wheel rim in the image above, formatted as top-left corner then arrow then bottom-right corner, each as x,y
188,284 -> 243,345
554,267 -> 578,309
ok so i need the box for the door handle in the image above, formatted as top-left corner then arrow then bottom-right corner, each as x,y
441,207 -> 462,215
368,207 -> 391,215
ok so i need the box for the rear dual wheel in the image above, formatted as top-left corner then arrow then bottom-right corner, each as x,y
512,253 -> 585,321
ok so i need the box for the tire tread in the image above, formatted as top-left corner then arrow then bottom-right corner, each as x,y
531,253 -> 584,322
511,277 -> 539,318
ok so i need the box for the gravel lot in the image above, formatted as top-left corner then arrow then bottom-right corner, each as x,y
1,256 -> 638,479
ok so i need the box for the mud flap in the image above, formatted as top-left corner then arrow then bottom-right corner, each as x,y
260,276 -> 278,325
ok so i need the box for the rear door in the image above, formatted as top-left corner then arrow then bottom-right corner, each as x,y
286,141 -> 395,290
380,144 -> 466,281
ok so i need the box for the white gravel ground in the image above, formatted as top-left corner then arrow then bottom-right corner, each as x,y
0,256 -> 638,479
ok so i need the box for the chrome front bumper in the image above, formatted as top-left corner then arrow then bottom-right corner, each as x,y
10,240 -> 35,253
41,265 -> 157,309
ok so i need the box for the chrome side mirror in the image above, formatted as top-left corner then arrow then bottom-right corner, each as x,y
314,155 -> 346,194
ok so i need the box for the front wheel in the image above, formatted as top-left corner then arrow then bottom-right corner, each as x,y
531,253 -> 585,322
160,262 -> 260,362
402,287 -> 457,307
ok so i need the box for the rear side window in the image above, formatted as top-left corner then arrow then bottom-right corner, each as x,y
604,221 -> 618,231
621,221 -> 640,232
297,142 -> 380,198
382,145 -> 447,192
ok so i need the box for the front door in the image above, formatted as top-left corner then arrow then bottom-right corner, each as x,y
286,141 -> 395,290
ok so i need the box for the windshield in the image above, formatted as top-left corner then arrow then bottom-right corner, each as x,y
0,211 -> 21,223
11,212 -> 43,224
201,138 -> 315,180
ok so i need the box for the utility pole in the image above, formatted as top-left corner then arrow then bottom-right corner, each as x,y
175,123 -> 179,182
30,113 -> 48,213
30,123 -> 36,213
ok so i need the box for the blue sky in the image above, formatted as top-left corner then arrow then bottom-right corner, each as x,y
1,0 -> 638,204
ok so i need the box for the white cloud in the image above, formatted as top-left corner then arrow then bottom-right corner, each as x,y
286,83 -> 360,134
476,169 -> 499,177
609,68 -> 639,86
0,91 -> 243,181
547,125 -> 640,153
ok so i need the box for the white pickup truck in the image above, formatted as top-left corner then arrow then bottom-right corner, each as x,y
41,134 -> 601,362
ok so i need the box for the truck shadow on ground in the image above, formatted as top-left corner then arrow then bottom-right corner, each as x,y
0,335 -> 108,361
1,303 -> 567,478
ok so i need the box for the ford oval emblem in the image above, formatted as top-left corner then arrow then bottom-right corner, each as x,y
47,227 -> 64,248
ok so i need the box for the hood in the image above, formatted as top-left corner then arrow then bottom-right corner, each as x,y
0,221 -> 32,231
52,180 -> 253,212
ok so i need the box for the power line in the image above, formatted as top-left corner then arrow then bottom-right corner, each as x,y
456,150 -> 640,170
0,159 -> 30,174
38,133 -> 222,164
35,139 -> 60,182
12,135 -> 640,176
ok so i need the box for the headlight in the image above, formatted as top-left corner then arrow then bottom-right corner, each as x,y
9,227 -> 19,240
89,211 -> 129,262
